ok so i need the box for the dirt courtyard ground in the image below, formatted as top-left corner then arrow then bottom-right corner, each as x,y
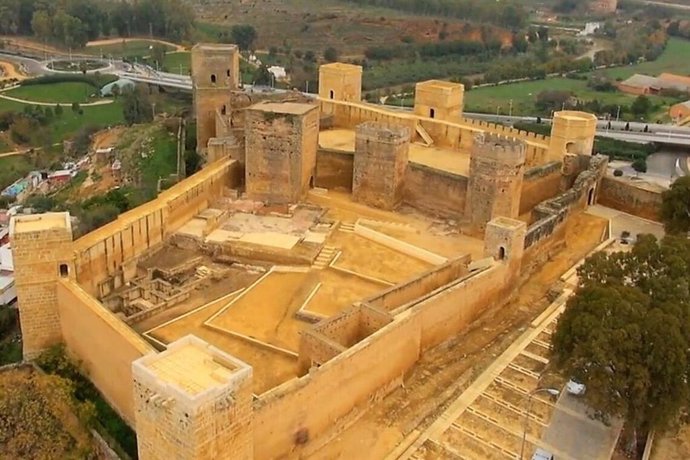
311,210 -> 609,459
319,128 -> 471,176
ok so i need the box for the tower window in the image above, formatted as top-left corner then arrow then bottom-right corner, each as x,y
59,263 -> 69,277
329,90 -> 334,99
498,246 -> 506,260
227,69 -> 231,77
221,105 -> 227,115
211,74 -> 217,84
429,108 -> 436,118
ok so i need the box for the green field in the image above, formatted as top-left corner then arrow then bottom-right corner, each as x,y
0,155 -> 36,190
602,38 -> 690,80
47,101 -> 124,142
160,52 -> 191,74
4,82 -> 98,103
86,40 -> 176,59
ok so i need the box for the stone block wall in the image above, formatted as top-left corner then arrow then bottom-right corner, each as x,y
466,134 -> 526,231
352,122 -> 410,210
245,102 -> 320,204
598,176 -> 662,221
315,148 -> 354,191
10,213 -> 73,359
403,163 -> 468,218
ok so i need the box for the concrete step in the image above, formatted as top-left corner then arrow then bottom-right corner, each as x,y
339,222 -> 356,233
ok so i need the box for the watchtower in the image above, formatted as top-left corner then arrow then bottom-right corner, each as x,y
548,110 -> 597,160
132,335 -> 254,460
245,101 -> 320,204
192,43 -> 240,155
414,80 -> 464,120
318,63 -> 362,102
466,134 -> 526,232
10,212 -> 73,359
353,122 -> 410,210
484,217 -> 527,279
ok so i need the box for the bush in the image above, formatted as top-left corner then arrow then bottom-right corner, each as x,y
632,158 -> 647,173
20,74 -> 118,90
613,169 -> 624,177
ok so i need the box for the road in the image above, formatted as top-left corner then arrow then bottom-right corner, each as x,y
642,0 -> 690,10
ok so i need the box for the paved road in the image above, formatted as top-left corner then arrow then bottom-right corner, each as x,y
542,393 -> 623,460
642,0 -> 690,10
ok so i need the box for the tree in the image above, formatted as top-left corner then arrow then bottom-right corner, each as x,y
121,85 -> 153,125
71,102 -> 80,113
553,235 -> 690,454
252,64 -> 271,86
230,24 -> 257,51
661,176 -> 690,234
631,95 -> 651,117
631,158 -> 647,173
323,46 -> 339,63
151,44 -> 167,70
55,103 -> 63,116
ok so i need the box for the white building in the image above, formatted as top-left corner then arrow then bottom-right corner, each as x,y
0,242 -> 15,305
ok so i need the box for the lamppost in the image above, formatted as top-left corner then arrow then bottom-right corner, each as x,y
520,387 -> 560,460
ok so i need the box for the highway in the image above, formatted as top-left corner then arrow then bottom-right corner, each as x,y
2,52 -> 690,146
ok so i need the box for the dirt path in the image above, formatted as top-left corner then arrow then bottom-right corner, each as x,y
0,61 -> 26,81
86,37 -> 186,52
311,211 -> 608,459
0,93 -> 114,107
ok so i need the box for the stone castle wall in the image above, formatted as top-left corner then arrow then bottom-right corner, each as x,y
598,176 -> 663,221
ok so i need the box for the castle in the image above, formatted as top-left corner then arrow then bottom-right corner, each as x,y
10,43 -> 607,459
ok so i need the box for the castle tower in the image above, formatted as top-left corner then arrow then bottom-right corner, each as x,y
548,110 -> 597,160
192,43 -> 240,155
413,80 -> 464,120
484,217 -> 527,280
9,212 -> 73,359
318,63 -> 362,102
353,122 -> 410,210
466,134 -> 526,232
132,335 -> 254,460
245,101 -> 320,203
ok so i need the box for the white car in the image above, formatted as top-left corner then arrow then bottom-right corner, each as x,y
566,379 -> 586,396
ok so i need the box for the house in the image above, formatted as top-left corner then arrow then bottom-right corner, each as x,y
619,73 -> 690,96
0,242 -> 15,305
48,170 -> 75,186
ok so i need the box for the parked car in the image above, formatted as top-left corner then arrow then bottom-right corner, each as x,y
532,448 -> 555,460
566,379 -> 587,396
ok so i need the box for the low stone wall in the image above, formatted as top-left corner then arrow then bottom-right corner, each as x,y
598,176 -> 663,221
354,221 -> 448,265
403,163 -> 468,218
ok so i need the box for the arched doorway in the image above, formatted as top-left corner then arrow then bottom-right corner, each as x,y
498,246 -> 506,260
429,108 -> 436,119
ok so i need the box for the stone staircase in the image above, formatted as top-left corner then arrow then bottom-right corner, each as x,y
339,221 -> 356,233
313,245 -> 337,269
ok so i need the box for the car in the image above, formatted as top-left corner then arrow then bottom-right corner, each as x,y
566,379 -> 587,396
532,448 -> 555,460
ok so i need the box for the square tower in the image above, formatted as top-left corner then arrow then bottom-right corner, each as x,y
132,336 -> 253,460
245,101 -> 320,203
484,217 -> 526,278
318,63 -> 362,102
414,80 -> 464,120
192,43 -> 240,154
9,212 -> 73,359
466,134 -> 526,232
353,122 -> 411,210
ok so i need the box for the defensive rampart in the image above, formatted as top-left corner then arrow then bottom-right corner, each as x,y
57,279 -> 155,426
71,159 -> 240,298
598,176 -> 663,221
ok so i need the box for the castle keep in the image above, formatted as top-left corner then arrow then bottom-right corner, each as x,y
10,43 -> 608,460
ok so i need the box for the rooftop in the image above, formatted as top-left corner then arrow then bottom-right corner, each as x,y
320,62 -> 362,73
249,101 -> 318,115
10,212 -> 70,235
416,79 -> 463,90
139,336 -> 247,396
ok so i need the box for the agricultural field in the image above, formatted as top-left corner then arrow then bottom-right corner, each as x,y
602,38 -> 690,80
3,82 -> 99,103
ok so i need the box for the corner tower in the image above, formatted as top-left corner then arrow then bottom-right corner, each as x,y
466,134 -> 526,232
548,110 -> 597,160
318,63 -> 362,102
353,122 -> 410,210
132,336 -> 254,460
414,80 -> 464,120
10,212 -> 73,359
192,43 -> 240,155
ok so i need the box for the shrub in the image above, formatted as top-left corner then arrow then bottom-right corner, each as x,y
613,169 -> 624,177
